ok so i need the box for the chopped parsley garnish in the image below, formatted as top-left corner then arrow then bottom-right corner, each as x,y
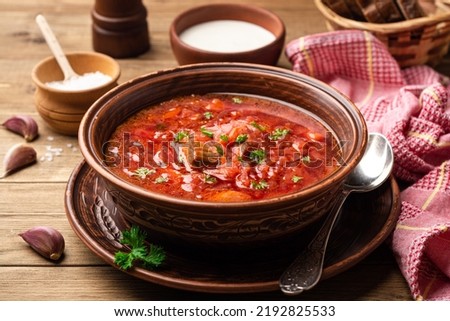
251,180 -> 269,190
215,145 -> 224,156
174,130 -> 189,143
200,127 -> 214,138
204,174 -> 217,184
232,97 -> 243,104
155,175 -> 169,184
302,155 -> 311,164
132,167 -> 155,179
204,111 -> 213,120
235,134 -> 248,144
249,149 -> 266,164
251,121 -> 266,132
269,128 -> 290,141
220,134 -> 229,142
114,226 -> 165,270
292,176 -> 303,183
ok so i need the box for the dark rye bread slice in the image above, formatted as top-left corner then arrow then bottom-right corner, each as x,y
355,0 -> 386,23
322,0 -> 355,19
395,0 -> 425,19
323,0 -> 366,21
323,0 -> 425,22
376,0 -> 404,22
344,0 -> 366,21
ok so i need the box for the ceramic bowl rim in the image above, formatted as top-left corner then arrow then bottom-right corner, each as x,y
169,3 -> 286,56
79,62 -> 368,209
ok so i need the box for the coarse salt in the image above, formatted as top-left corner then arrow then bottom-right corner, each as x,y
45,71 -> 112,91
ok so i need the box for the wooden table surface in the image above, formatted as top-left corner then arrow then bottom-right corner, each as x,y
1,0 -> 434,301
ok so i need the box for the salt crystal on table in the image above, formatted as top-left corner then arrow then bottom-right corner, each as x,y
45,71 -> 112,91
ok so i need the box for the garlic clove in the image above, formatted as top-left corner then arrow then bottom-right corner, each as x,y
0,143 -> 37,179
2,115 -> 39,142
19,226 -> 65,261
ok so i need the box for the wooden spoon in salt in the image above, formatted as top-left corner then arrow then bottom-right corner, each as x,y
35,14 -> 80,80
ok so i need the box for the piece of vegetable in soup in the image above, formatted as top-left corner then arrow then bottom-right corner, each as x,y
105,94 -> 342,202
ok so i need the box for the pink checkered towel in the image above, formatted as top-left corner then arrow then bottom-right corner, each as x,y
286,30 -> 450,300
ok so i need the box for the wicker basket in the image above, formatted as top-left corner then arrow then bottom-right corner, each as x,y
314,0 -> 450,67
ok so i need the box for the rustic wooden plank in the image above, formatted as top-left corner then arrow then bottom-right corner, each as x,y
0,211 -> 104,266
0,252 -> 411,300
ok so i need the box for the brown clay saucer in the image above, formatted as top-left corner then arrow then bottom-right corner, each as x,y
65,161 -> 400,293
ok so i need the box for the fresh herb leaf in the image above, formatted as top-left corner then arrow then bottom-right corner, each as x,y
235,134 -> 248,144
204,174 -> 217,184
174,130 -> 189,143
114,250 -> 135,270
155,174 -> 169,184
302,155 -> 311,164
251,121 -> 266,132
269,128 -> 290,141
232,97 -> 243,104
200,127 -> 214,138
249,149 -> 265,164
132,167 -> 155,179
251,180 -> 269,190
114,226 -> 166,270
203,111 -> 213,120
220,134 -> 229,142
142,244 -> 166,269
215,145 -> 224,156
292,175 -> 303,183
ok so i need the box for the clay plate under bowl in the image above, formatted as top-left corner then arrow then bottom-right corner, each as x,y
170,3 -> 286,65
65,160 -> 400,293
78,62 -> 368,250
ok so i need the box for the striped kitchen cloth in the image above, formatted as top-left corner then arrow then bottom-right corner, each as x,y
286,29 -> 450,300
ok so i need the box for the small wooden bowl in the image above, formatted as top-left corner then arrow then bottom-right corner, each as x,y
169,3 -> 286,65
31,51 -> 120,136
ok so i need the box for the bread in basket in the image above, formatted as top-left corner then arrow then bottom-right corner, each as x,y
315,0 -> 450,67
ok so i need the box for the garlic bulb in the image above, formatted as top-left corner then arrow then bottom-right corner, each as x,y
19,226 -> 65,261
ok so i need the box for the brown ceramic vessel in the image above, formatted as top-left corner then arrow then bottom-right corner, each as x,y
78,63 -> 367,249
32,51 -> 120,136
169,3 -> 286,65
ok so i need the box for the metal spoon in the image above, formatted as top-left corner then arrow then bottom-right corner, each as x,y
35,14 -> 79,80
279,132 -> 394,295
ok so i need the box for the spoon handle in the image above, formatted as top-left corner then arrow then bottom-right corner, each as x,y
35,14 -> 78,80
279,189 -> 350,295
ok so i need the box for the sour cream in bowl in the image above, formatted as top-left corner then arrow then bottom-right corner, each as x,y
169,3 -> 286,66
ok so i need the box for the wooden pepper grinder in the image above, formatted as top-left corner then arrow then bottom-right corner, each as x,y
92,0 -> 150,58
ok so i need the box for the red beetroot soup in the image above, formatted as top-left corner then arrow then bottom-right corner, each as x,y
105,93 -> 342,202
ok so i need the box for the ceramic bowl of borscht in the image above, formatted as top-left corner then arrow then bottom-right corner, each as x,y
78,63 -> 367,250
